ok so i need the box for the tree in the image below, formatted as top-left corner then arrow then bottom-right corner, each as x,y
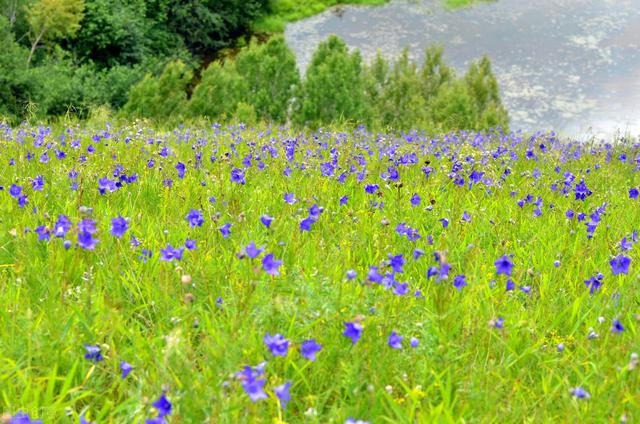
377,49 -> 428,129
71,0 -> 147,68
166,0 -> 268,58
123,60 -> 192,118
464,56 -> 509,129
188,61 -> 244,119
0,15 -> 33,119
295,35 -> 367,126
26,0 -> 85,65
234,36 -> 299,122
420,45 -> 453,101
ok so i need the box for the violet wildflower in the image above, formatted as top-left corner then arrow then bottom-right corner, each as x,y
264,333 -> 290,357
84,344 -> 103,363
219,223 -> 232,238
300,339 -> 323,361
274,381 -> 292,410
610,255 -> 631,275
111,215 -> 129,238
611,318 -> 624,334
388,331 -> 403,349
120,361 -> 133,379
263,253 -> 283,276
495,255 -> 514,276
260,214 -> 274,228
186,209 -> 204,227
343,322 -> 363,345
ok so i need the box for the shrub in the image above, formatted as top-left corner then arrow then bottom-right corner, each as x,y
123,60 -> 192,118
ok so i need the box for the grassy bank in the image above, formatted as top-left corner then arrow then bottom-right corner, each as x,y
254,0 -> 389,33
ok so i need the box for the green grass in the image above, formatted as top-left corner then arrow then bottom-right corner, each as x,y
254,0 -> 390,33
443,0 -> 496,9
254,0 -> 498,33
0,122 -> 638,422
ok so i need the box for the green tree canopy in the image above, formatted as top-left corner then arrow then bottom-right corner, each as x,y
26,0 -> 85,65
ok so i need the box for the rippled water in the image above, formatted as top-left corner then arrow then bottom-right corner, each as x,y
285,0 -> 640,136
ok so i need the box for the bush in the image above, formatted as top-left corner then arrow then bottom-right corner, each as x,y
123,60 -> 192,118
0,15 -> 34,120
188,61 -> 244,119
234,36 -> 299,122
294,35 -> 367,126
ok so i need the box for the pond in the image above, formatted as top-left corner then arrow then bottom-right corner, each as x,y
284,0 -> 640,137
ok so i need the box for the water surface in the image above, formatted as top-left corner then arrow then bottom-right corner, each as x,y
285,0 -> 640,136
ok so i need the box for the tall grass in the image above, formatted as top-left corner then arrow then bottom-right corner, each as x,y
0,122 -> 637,422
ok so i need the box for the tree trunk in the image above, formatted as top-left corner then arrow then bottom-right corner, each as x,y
27,27 -> 45,67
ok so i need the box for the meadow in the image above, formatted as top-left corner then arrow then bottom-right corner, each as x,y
0,122 -> 638,423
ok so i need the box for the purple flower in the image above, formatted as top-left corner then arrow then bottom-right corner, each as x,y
260,214 -> 274,228
570,386 -> 590,399
492,317 -> 504,329
186,209 -> 204,227
345,419 -> 369,424
388,330 -> 403,349
453,274 -> 467,291
35,226 -> 50,241
410,193 -> 421,207
264,333 -> 290,357
241,375 -> 267,402
160,243 -> 184,262
78,218 -> 98,234
629,187 -> 639,199
505,278 -> 515,291
610,255 -> 631,275
80,415 -> 94,424
31,175 -> 44,191
84,344 -> 103,363
9,184 -> 22,198
346,270 -> 357,280
219,223 -> 232,238
8,412 -> 43,424
389,254 -> 405,273
393,281 -> 409,296
151,394 -> 172,417
573,179 -> 592,201
300,339 -> 323,361
439,218 -> 449,228
185,239 -> 197,250
274,381 -> 292,410
584,274 -> 603,295
284,192 -> 297,205
409,337 -> 419,348
611,318 -> 624,334
111,215 -> 129,238
263,253 -> 283,276
461,211 -> 471,222
120,361 -> 133,379
300,217 -> 315,232
78,231 -> 99,250
340,195 -> 349,205
54,215 -> 72,238
365,184 -> 379,194
176,161 -> 186,179
244,241 -> 263,259
343,322 -> 363,345
495,255 -> 514,276
620,237 -> 633,251
231,168 -> 246,184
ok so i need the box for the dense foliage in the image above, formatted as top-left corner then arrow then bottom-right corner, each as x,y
1,1 -> 508,132
0,122 -> 638,422
0,0 -> 269,120
123,35 -> 508,132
